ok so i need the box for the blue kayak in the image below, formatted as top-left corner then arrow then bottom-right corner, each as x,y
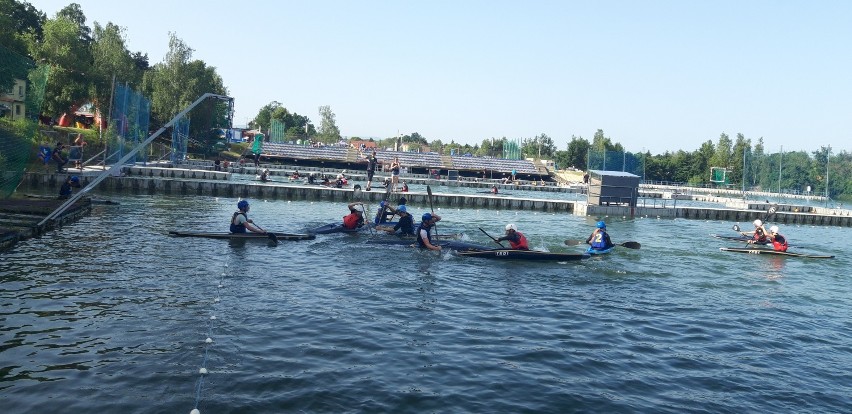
586,246 -> 614,255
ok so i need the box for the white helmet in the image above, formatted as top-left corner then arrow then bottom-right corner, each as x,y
753,219 -> 763,227
505,223 -> 518,231
769,225 -> 779,234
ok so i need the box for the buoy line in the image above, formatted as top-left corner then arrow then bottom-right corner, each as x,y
189,261 -> 228,414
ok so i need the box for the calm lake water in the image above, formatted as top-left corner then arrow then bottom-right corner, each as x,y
2,190 -> 851,413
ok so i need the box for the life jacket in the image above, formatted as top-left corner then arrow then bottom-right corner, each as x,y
590,229 -> 613,250
753,228 -> 768,243
509,231 -> 529,250
416,222 -> 432,248
343,212 -> 363,229
772,234 -> 788,252
230,212 -> 247,233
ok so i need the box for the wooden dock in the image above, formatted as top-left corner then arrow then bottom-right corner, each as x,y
0,196 -> 93,252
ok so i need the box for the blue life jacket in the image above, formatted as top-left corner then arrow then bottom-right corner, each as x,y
590,230 -> 613,250
416,222 -> 432,248
230,212 -> 247,233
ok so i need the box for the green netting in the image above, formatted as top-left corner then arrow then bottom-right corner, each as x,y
270,119 -> 286,143
108,82 -> 151,165
503,138 -> 522,160
171,116 -> 190,163
588,149 -> 645,180
0,44 -> 50,199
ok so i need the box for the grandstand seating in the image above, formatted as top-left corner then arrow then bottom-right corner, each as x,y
264,143 -> 348,161
259,142 -> 540,175
450,156 -> 538,174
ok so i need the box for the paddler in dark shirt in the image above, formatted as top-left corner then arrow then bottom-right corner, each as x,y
416,213 -> 442,251
230,200 -> 266,234
381,205 -> 414,236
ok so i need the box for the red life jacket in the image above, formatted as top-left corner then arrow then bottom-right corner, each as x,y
343,212 -> 362,229
771,234 -> 788,252
510,231 -> 529,250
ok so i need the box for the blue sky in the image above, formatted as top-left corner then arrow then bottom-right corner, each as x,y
30,0 -> 852,154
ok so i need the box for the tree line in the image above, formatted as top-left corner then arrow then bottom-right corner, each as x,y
1,0 -> 227,139
4,1 -> 849,201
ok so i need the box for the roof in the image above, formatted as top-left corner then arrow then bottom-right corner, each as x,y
589,170 -> 640,178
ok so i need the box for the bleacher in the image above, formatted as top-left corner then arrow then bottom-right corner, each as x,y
263,143 -> 349,162
450,156 -> 538,174
257,143 -> 543,176
372,151 -> 444,168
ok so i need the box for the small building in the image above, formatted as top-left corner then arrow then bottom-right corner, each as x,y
0,78 -> 26,120
587,170 -> 640,207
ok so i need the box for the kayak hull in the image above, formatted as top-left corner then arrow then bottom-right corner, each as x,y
168,231 -> 315,240
458,249 -> 590,261
719,247 -> 833,259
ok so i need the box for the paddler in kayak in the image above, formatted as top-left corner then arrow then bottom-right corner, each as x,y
230,200 -> 267,234
766,225 -> 789,252
586,220 -> 614,252
343,202 -> 365,230
416,212 -> 442,251
495,223 -> 529,250
742,219 -> 769,244
381,205 -> 415,236
374,200 -> 396,225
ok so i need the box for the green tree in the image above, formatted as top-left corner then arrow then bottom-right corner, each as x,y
708,132 -> 733,176
142,33 -> 227,135
25,11 -> 91,116
730,133 -> 751,187
316,105 -> 340,143
89,22 -> 138,118
0,0 -> 46,56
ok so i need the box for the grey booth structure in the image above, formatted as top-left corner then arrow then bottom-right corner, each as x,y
587,170 -> 640,207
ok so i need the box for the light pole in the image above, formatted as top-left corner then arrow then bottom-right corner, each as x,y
826,145 -> 831,207
777,145 -> 783,199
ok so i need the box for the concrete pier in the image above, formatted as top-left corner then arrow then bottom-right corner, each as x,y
18,169 -> 852,228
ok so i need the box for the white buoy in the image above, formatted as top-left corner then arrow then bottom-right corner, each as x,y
210,315 -> 217,320
199,367 -> 208,375
214,298 -> 220,303
218,284 -> 223,288
190,409 -> 201,414
205,338 -> 213,344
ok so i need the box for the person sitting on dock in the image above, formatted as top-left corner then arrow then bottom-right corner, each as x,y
292,170 -> 300,179
259,169 -> 270,182
496,223 -> 529,250
381,205 -> 415,236
230,200 -> 266,234
58,176 -> 81,199
491,185 -> 499,194
343,202 -> 365,230
52,142 -> 68,173
416,213 -> 442,251
586,221 -> 614,251
743,219 -> 769,244
401,181 -> 409,192
767,225 -> 788,252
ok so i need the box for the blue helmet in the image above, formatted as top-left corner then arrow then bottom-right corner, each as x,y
379,201 -> 386,208
70,176 -> 79,183
422,213 -> 432,222
397,205 -> 407,214
237,200 -> 249,210
596,221 -> 606,229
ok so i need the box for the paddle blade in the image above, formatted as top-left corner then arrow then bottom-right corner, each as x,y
564,239 -> 583,246
620,241 -> 641,249
732,224 -> 740,232
267,233 -> 279,244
